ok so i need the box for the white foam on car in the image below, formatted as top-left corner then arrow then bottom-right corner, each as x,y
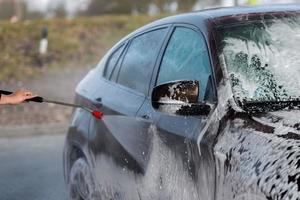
222,17 -> 300,100
92,125 -> 211,200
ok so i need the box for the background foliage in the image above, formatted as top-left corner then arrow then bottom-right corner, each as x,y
0,15 -> 162,80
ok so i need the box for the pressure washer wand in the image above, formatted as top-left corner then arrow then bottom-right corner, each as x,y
43,99 -> 91,112
44,99 -> 103,119
0,90 -> 103,119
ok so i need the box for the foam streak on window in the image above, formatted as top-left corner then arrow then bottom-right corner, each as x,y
219,16 -> 300,102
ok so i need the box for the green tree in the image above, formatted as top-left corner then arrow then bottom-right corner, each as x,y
131,0 -> 149,14
84,0 -> 177,15
82,0 -> 218,16
0,0 -> 30,21
152,0 -> 170,12
84,0 -> 133,15
54,3 -> 66,18
23,10 -> 45,20
0,0 -> 16,20
177,0 -> 197,12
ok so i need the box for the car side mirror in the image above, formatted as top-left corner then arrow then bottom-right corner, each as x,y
151,80 -> 211,116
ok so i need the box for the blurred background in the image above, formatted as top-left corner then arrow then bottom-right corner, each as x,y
0,1 -> 299,200
1,0 -> 299,125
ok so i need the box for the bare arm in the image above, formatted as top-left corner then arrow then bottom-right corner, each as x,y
0,89 -> 37,105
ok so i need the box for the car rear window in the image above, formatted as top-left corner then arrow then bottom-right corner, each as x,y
104,44 -> 125,79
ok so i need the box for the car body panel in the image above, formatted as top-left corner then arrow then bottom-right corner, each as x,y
214,110 -> 300,199
64,4 -> 300,200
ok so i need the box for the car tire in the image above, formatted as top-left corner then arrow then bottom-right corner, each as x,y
68,158 -> 101,200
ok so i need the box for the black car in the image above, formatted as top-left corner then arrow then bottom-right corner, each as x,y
64,5 -> 300,200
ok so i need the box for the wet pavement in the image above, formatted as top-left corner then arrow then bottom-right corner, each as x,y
0,67 -> 88,199
0,133 -> 67,200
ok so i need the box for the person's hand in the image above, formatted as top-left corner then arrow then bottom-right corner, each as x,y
1,89 -> 37,105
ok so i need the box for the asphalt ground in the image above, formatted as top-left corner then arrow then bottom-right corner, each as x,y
0,124 -> 68,200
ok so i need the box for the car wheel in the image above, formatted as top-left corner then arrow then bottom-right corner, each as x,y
68,158 -> 101,200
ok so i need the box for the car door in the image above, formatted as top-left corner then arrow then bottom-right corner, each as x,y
136,25 -> 217,200
88,27 -> 170,199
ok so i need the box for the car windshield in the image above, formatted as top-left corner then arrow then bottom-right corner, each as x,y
218,14 -> 300,103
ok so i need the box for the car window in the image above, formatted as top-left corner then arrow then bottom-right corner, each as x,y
118,28 -> 167,94
157,27 -> 213,101
104,44 -> 125,79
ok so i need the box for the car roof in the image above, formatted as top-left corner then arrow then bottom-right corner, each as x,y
115,4 -> 300,51
138,4 -> 300,30
195,4 -> 300,19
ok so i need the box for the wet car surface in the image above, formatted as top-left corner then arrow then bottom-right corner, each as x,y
63,5 -> 300,200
